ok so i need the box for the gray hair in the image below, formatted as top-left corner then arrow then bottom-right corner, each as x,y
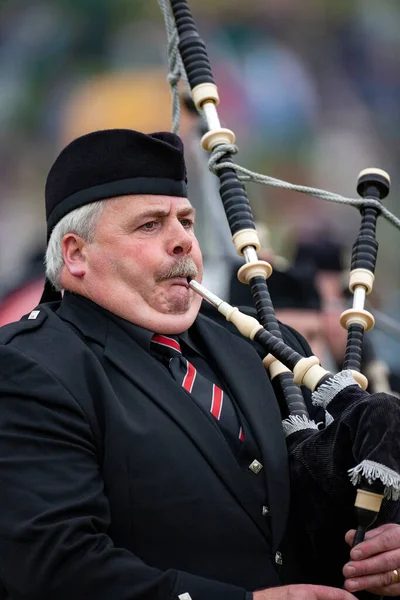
45,200 -> 106,290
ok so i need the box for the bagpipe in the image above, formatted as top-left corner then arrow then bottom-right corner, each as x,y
157,0 -> 400,589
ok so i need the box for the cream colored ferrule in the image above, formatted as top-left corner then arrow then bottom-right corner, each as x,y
266,357 -> 291,380
302,364 -> 331,392
358,167 -> 391,186
354,488 -> 383,512
340,308 -> 375,332
191,83 -> 220,109
224,307 -> 263,339
265,355 -> 329,391
292,356 -> 320,387
352,286 -> 367,311
237,261 -> 273,284
217,302 -> 238,320
262,353 -> 276,369
201,128 -> 236,152
232,229 -> 261,255
349,268 -> 375,295
350,370 -> 369,390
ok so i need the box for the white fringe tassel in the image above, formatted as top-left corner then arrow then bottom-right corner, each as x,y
282,415 -> 319,438
325,411 -> 334,426
312,370 -> 358,410
348,460 -> 400,501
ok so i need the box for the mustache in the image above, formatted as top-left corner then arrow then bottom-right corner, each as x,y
155,256 -> 198,282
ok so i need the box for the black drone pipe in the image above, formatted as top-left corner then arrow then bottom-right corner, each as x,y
340,170 -> 390,390
169,0 -> 308,419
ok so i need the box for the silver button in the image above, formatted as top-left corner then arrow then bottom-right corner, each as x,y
178,594 -> 192,600
249,459 -> 263,474
275,551 -> 283,565
262,505 -> 269,516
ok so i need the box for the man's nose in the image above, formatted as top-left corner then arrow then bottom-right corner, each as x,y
167,222 -> 193,256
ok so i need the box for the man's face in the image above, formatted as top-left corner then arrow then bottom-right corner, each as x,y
68,194 -> 203,333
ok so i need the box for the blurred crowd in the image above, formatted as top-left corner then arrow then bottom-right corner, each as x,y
1,0 -> 400,375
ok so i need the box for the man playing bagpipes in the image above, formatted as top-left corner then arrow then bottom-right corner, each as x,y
0,128 -> 399,600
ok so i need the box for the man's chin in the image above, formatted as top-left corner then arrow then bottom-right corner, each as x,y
155,290 -> 203,318
159,285 -> 192,313
163,299 -> 193,315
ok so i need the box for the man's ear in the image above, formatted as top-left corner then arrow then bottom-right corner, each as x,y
62,233 -> 87,278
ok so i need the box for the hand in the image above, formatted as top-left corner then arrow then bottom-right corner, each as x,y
253,584 -> 357,599
343,523 -> 400,596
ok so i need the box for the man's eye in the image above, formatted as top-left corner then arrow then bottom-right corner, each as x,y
180,219 -> 194,229
142,221 -> 156,230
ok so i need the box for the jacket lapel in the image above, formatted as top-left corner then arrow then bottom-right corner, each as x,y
193,312 -> 291,551
56,294 -> 278,542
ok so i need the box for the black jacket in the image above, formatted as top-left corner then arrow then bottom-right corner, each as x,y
0,293 -> 318,600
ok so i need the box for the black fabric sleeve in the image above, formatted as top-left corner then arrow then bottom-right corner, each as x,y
0,346 -> 247,600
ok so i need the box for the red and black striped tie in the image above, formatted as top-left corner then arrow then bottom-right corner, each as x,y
152,334 -> 244,443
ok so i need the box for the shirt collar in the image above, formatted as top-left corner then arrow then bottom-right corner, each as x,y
107,311 -> 154,352
179,328 -> 204,357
